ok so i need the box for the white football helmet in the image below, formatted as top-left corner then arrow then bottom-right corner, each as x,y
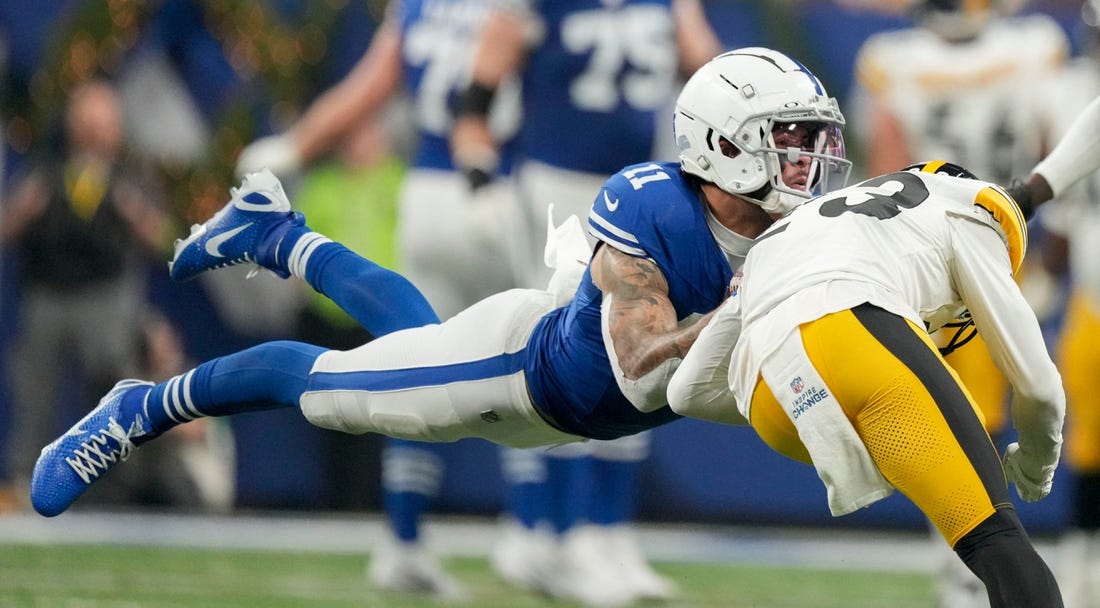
674,48 -> 851,215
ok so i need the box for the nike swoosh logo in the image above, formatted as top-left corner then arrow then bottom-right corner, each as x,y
205,223 -> 253,257
603,190 -> 619,212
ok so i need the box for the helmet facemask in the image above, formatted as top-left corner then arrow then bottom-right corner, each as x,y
746,112 -> 851,215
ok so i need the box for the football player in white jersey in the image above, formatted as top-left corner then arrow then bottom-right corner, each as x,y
449,1 -> 721,601
669,161 -> 1065,608
1024,4 -> 1100,603
852,3 -> 1068,603
235,0 -> 521,598
854,0 -> 1066,185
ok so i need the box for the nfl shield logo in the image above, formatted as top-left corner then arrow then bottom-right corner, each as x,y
790,377 -> 804,394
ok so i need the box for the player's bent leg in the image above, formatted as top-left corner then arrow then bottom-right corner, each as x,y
301,243 -> 439,337
170,171 -> 441,339
299,290 -> 582,448
810,305 -> 1062,607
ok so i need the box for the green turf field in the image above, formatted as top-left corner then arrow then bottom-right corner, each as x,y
0,543 -> 936,607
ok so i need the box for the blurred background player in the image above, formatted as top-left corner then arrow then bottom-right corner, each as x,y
450,2 -> 720,603
851,2 -> 1067,605
236,0 -> 521,598
1032,2 -> 1100,604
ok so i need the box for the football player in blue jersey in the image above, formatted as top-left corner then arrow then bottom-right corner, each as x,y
30,48 -> 851,603
235,0 -> 522,598
450,2 -> 721,598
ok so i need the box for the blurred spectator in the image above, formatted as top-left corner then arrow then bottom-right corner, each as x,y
852,2 -> 1068,606
0,77 -> 169,510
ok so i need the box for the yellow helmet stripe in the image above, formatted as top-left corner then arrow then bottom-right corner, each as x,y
917,160 -> 948,174
975,185 -> 1028,275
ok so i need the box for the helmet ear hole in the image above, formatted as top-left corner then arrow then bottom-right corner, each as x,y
718,138 -> 741,159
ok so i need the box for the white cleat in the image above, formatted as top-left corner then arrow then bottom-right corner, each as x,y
490,518 -> 559,595
552,524 -> 639,608
368,537 -> 466,601
604,525 -> 679,601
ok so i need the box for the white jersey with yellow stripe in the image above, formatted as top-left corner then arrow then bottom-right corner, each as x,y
854,14 -> 1067,184
728,168 -> 1056,419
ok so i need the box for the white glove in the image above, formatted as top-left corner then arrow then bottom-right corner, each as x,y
1002,442 -> 1059,502
236,134 -> 301,178
542,204 -> 591,306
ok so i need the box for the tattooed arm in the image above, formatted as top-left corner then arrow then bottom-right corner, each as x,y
590,244 -> 717,412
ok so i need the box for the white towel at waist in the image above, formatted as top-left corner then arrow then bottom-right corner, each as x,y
757,327 -> 894,516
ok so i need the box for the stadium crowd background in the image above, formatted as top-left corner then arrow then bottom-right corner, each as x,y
0,0 -> 1087,533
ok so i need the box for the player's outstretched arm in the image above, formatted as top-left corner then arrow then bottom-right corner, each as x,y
673,0 -> 722,75
667,295 -> 747,425
236,22 -> 403,177
1008,94 -> 1100,215
590,244 -> 714,413
450,8 -> 528,188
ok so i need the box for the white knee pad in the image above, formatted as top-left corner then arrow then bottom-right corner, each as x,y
300,387 -> 465,443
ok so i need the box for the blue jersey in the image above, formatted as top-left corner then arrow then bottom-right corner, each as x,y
394,0 -> 520,171
518,0 -> 677,174
523,162 -> 734,439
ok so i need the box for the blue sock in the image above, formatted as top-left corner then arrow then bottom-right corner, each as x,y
265,225 -> 447,547
382,439 -> 444,543
134,340 -> 324,436
588,457 -> 642,526
546,455 -> 593,535
278,236 -> 440,335
500,448 -> 549,530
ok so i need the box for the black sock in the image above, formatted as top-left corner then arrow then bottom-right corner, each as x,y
954,508 -> 1063,608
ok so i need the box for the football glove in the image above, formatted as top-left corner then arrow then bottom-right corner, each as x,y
236,134 -> 301,178
1002,441 -> 1058,502
1004,178 -> 1035,221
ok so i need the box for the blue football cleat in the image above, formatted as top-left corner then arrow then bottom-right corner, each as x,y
30,379 -> 154,517
169,168 -> 304,282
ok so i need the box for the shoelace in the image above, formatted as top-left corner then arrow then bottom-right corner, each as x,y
64,416 -> 144,484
